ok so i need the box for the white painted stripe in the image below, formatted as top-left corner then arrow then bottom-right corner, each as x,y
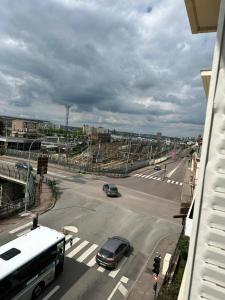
171,180 -> 175,184
66,240 -> 89,258
157,177 -> 160,181
77,244 -> 98,263
153,177 -> 157,180
141,175 -> 146,178
108,257 -> 128,278
118,284 -> 128,297
107,281 -> 121,300
16,228 -> 31,237
65,234 -> 72,241
107,276 -> 129,300
9,222 -> 32,234
97,266 -> 105,272
86,255 -> 97,267
149,176 -> 153,179
167,179 -> 171,183
145,175 -> 150,178
180,182 -> 183,186
167,159 -> 184,178
121,276 -> 129,284
175,181 -> 179,185
42,285 -> 60,300
134,174 -> 139,177
65,237 -> 80,251
136,174 -> 142,177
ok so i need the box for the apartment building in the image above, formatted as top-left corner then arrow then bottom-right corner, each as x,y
179,1 -> 225,299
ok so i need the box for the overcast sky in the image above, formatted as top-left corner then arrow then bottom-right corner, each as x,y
0,0 -> 215,137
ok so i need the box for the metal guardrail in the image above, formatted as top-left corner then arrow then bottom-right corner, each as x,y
0,162 -> 27,182
0,161 -> 36,219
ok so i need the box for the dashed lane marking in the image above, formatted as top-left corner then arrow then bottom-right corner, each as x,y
97,266 -> 105,272
171,180 -> 175,184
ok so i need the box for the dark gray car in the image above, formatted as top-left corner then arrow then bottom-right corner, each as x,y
103,183 -> 119,197
15,162 -> 33,171
96,236 -> 130,269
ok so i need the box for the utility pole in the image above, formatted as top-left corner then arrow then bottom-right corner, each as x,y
65,104 -> 71,165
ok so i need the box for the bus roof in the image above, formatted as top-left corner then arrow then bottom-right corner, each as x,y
0,226 -> 65,280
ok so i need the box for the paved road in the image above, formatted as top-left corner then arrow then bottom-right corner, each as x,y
0,157 -> 186,300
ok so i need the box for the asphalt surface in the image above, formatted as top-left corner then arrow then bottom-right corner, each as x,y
0,156 -> 186,300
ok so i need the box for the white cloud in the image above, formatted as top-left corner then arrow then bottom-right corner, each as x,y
0,0 -> 216,136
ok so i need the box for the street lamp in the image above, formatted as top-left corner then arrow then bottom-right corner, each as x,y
24,137 -> 43,214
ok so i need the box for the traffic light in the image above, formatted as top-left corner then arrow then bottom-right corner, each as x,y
152,255 -> 161,275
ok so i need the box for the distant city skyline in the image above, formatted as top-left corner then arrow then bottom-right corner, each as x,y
0,0 -> 215,137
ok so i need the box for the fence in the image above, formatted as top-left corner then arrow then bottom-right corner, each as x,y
0,162 -> 36,219
0,161 -> 27,182
5,149 -> 151,176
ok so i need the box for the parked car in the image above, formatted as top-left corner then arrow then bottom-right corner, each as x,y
154,165 -> 161,171
15,162 -> 33,171
96,236 -> 130,269
103,183 -> 119,197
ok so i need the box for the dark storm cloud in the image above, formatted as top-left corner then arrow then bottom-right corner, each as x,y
0,0 -> 215,136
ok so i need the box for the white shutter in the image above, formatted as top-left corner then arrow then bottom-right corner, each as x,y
184,2 -> 225,299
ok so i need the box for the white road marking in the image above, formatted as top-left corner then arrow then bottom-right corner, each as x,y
76,244 -> 98,263
65,234 -> 72,241
65,237 -> 80,251
42,285 -> 60,300
107,276 -> 129,300
16,228 -> 31,237
120,276 -> 129,284
47,171 -> 68,178
109,257 -> 128,278
167,179 -> 171,183
180,182 -> 183,186
136,174 -> 142,177
97,266 -> 105,272
87,255 -> 97,267
9,222 -> 32,234
118,283 -> 128,297
141,175 -> 146,178
157,177 -> 161,181
66,240 -> 89,258
153,177 -> 157,180
167,159 -> 184,178
175,181 -> 179,185
149,176 -> 153,179
145,175 -> 150,178
171,180 -> 175,184
134,174 -> 139,177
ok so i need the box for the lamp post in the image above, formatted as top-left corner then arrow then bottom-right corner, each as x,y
24,138 -> 43,214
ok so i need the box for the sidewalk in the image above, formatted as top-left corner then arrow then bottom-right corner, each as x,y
126,234 -> 180,300
0,183 -> 54,232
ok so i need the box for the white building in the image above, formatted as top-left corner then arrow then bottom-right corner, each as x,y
179,1 -> 225,299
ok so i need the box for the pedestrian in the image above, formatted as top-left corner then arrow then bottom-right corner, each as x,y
69,237 -> 73,247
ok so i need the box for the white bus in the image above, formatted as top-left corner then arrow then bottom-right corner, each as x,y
0,226 -> 65,300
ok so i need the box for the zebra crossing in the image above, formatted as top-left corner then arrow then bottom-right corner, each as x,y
133,173 -> 183,186
9,223 -> 127,279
